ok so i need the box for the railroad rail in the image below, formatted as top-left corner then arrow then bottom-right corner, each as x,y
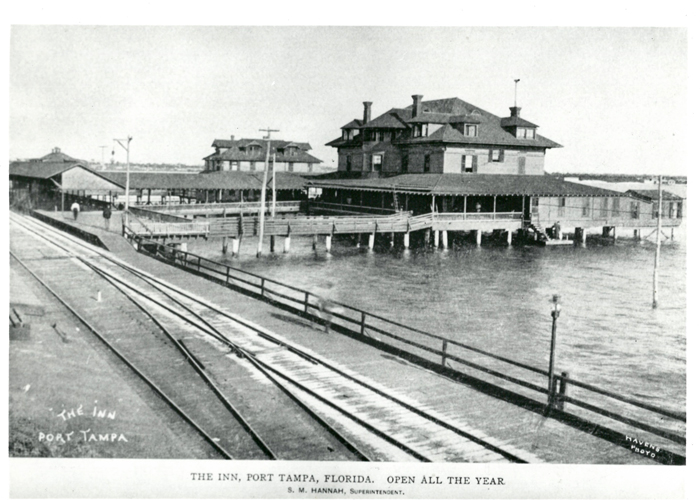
119,227 -> 686,465
12,212 -> 535,463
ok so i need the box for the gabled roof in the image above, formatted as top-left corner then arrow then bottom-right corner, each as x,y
626,189 -> 685,202
501,116 -> 538,128
218,147 -> 321,164
333,96 -> 561,149
341,119 -> 364,129
211,138 -> 313,151
101,171 -> 309,191
39,150 -> 81,163
10,160 -> 79,179
309,174 -> 628,197
361,109 -> 411,129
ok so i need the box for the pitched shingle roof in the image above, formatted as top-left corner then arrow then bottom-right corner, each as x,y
101,171 -> 308,191
309,174 -> 627,197
329,96 -> 561,149
626,189 -> 685,202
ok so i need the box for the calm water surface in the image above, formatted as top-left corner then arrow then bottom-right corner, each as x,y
184,227 -> 686,413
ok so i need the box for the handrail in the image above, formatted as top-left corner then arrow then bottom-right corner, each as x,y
125,232 -> 686,440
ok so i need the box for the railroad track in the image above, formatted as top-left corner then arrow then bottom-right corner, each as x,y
10,212 -> 539,463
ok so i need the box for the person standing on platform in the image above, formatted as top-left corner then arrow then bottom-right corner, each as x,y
70,201 -> 80,220
102,205 -> 112,231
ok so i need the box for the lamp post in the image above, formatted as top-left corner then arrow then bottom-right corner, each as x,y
547,294 -> 561,407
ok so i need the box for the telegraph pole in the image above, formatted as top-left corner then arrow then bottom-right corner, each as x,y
113,136 -> 133,214
99,145 -> 108,168
652,176 -> 663,308
257,128 -> 279,258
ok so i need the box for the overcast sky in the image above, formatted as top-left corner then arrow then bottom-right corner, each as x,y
9,26 -> 687,175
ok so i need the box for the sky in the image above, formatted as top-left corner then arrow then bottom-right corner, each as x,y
9,26 -> 688,175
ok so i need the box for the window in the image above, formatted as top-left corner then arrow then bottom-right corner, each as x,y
599,197 -> 609,218
413,124 -> 429,138
287,147 -> 298,156
250,161 -> 257,171
461,155 -> 467,172
372,154 -> 383,172
401,154 -> 409,173
463,124 -> 477,137
518,156 -> 526,174
582,197 -> 590,217
516,128 -> 536,139
424,154 -> 431,173
307,163 -> 313,173
558,197 -> 566,217
346,155 -> 352,171
490,149 -> 503,162
233,161 -> 240,171
287,162 -> 294,172
612,197 -> 620,216
631,201 -> 639,219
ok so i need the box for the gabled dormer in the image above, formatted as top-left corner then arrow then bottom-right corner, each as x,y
501,107 -> 538,139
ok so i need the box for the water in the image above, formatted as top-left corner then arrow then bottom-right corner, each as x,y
183,227 -> 686,414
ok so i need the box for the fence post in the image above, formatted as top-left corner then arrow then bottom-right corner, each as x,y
556,371 -> 568,410
441,340 -> 448,366
360,312 -> 366,336
261,278 -> 266,297
197,256 -> 201,272
226,266 -> 230,284
304,292 -> 309,314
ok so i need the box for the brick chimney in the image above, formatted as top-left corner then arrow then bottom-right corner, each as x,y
230,135 -> 235,141
412,95 -> 423,118
509,106 -> 521,118
363,102 -> 372,124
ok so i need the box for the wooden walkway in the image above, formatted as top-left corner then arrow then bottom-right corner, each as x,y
126,212 -> 524,240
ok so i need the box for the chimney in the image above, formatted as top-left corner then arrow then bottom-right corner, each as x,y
230,135 -> 235,141
363,102 -> 373,124
412,95 -> 423,118
509,107 -> 521,118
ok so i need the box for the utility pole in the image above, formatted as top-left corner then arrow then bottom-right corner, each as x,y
99,145 -> 108,168
257,128 -> 279,258
113,136 -> 133,214
653,176 -> 663,308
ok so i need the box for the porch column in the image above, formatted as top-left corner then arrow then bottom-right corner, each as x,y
464,195 -> 467,213
284,235 -> 291,253
326,235 -> 332,252
433,228 -> 439,248
222,237 -> 229,254
403,231 -> 410,249
390,233 -> 395,248
368,232 -> 375,250
312,233 -> 318,250
147,188 -> 151,204
441,230 -> 448,249
475,229 -> 482,246
270,235 -> 276,253
356,234 -> 362,248
506,230 -> 512,246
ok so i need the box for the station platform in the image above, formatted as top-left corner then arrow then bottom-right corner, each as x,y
14,210 -> 658,463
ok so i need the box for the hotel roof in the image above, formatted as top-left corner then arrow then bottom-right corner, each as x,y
309,174 -> 628,198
